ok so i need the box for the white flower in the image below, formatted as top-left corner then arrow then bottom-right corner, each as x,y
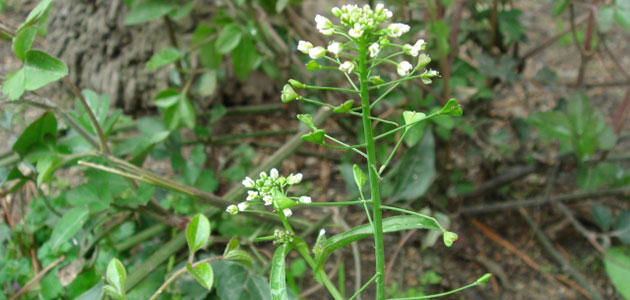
319,229 -> 326,236
287,173 -> 303,185
297,40 -> 313,54
369,43 -> 380,58
413,39 -> 426,51
397,61 -> 413,76
308,46 -> 327,59
246,190 -> 258,201
327,42 -> 343,56
237,202 -> 249,211
259,171 -> 267,179
387,23 -> 410,37
270,168 -> 279,179
299,196 -> 312,203
315,15 -> 334,35
348,23 -> 364,38
242,177 -> 255,188
263,195 -> 273,206
226,205 -> 239,214
331,7 -> 342,17
339,61 -> 355,73
283,208 -> 293,217
375,3 -> 384,12
426,69 -> 439,77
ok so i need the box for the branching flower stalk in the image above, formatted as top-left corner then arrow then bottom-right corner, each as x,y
230,3 -> 477,300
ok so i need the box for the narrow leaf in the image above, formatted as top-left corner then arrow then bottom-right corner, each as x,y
270,244 -> 289,300
13,25 -> 37,61
178,96 -> 196,128
315,215 -> 442,272
49,207 -> 89,251
20,0 -> 54,30
352,164 -> 366,192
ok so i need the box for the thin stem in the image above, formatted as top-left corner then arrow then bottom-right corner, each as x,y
324,135 -> 368,158
369,81 -> 402,110
349,273 -> 380,300
369,74 -> 425,90
348,111 -> 399,127
294,241 -> 345,300
374,112 -> 438,141
304,85 -> 360,94
148,256 -> 225,300
388,281 -> 482,300
358,38 -> 386,299
61,78 -> 110,154
378,129 -> 409,175
297,200 -> 371,207
9,256 -> 65,300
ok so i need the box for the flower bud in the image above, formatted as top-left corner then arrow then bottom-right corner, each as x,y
281,84 -> 299,103
442,231 -> 458,247
416,53 -> 431,68
308,46 -> 327,59
288,79 -> 305,88
226,205 -> 239,214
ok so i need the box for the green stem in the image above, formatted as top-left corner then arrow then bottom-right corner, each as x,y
294,242 -> 345,300
148,256 -> 225,300
388,281 -> 482,300
358,38 -> 386,300
304,85 -> 360,94
349,273 -> 379,300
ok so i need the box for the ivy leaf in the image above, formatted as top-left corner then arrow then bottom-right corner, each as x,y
186,214 -> 211,255
146,47 -> 181,70
49,207 -> 89,251
187,262 -> 214,291
24,50 -> 68,91
124,0 -> 175,25
215,24 -> 242,54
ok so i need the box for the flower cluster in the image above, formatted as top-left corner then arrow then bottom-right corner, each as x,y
227,169 -> 312,217
273,229 -> 295,245
292,3 -> 437,80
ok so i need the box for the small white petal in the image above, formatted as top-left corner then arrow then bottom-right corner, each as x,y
327,42 -> 343,56
339,61 -> 355,73
283,208 -> 293,217
397,61 -> 413,76
369,43 -> 380,58
299,196 -> 312,203
237,202 -> 249,211
308,46 -> 327,59
297,40 -> 313,54
226,205 -> 239,214
270,168 -> 279,179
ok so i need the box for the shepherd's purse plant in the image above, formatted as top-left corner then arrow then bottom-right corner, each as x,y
226,3 -> 490,300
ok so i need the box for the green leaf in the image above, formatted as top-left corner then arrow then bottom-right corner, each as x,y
103,285 -> 123,300
333,100 -> 354,114
442,231 -> 458,247
194,24 -> 222,69
169,1 -> 194,20
603,247 -> 630,299
13,25 -> 37,61
187,262 -> 214,291
183,145 -> 207,185
2,69 -> 26,100
186,214 -> 211,255
552,0 -> 569,16
300,129 -> 325,144
211,261 -> 271,300
392,130 -> 435,201
297,114 -> 315,129
106,258 -> 127,296
438,98 -> 463,116
49,206 -> 89,251
20,0 -> 54,30
24,50 -> 68,91
498,9 -> 524,45
215,24 -> 242,54
233,35 -> 261,80
124,0 -> 175,25
352,164 -> 366,193
12,112 -> 57,157
315,215 -> 442,272
224,249 -> 254,268
67,183 -> 110,212
146,47 -> 181,70
178,96 -> 196,128
36,154 -> 60,185
598,6 -> 615,32
615,210 -> 630,245
402,111 -> 427,130
614,8 -> 630,30
163,104 -> 180,130
270,244 -> 290,300
276,0 -> 289,12
153,88 -> 180,108
194,71 -> 217,97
